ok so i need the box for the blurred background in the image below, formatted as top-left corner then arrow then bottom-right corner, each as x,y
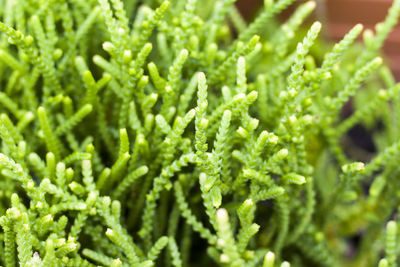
236,0 -> 400,78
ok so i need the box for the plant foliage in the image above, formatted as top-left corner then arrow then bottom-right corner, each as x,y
0,0 -> 400,266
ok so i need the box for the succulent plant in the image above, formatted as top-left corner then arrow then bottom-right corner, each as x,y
0,0 -> 400,266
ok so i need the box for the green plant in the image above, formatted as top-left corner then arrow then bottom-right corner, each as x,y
0,0 -> 400,266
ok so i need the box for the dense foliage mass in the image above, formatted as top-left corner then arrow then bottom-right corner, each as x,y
1,0 -> 400,266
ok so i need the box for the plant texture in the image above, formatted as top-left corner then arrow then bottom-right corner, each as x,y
0,0 -> 400,266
